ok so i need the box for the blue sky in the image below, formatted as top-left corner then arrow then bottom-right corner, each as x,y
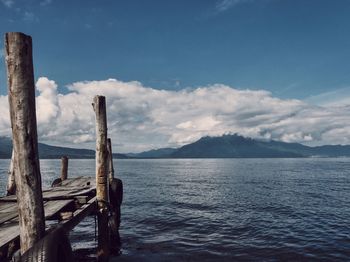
1,0 -> 350,99
1,0 -> 350,151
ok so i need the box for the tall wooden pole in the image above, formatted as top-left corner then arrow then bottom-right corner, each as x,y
107,138 -> 115,182
92,95 -> 110,261
5,32 -> 45,254
61,156 -> 69,181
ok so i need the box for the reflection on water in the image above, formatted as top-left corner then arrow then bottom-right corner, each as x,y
1,158 -> 350,261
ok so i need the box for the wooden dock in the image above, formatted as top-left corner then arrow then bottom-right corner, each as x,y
1,32 -> 122,261
0,177 -> 97,260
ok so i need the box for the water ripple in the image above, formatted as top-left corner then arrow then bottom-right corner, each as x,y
1,158 -> 350,261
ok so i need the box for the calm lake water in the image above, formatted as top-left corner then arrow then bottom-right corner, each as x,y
1,158 -> 350,261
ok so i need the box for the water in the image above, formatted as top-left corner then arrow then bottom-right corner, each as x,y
1,158 -> 350,261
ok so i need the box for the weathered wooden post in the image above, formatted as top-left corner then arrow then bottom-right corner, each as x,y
107,138 -> 114,181
5,32 -> 45,254
6,149 -> 16,196
61,156 -> 69,181
92,95 -> 110,261
107,138 -> 123,254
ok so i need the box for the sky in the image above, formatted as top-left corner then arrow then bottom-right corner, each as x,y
1,0 -> 350,152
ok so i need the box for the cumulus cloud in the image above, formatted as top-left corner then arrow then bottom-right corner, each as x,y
1,77 -> 350,152
0,96 -> 11,135
36,77 -> 60,124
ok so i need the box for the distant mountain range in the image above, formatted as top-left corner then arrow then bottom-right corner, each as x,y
2,134 -> 350,159
126,148 -> 177,158
0,136 -> 129,159
128,134 -> 350,158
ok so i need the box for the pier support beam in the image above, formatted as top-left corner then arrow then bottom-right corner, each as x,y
107,138 -> 123,253
5,32 -> 45,254
93,95 -> 110,261
107,138 -> 115,182
61,156 -> 69,181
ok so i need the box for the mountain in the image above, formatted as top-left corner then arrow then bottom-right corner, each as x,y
171,135 -> 303,158
131,134 -> 350,158
0,137 -> 129,159
126,148 -> 176,158
37,143 -> 96,159
3,134 -> 350,159
112,153 -> 131,159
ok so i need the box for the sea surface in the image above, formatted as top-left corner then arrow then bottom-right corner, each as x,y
1,158 -> 350,261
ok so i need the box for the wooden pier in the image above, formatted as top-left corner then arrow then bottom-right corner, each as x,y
1,32 -> 123,261
0,176 -> 96,260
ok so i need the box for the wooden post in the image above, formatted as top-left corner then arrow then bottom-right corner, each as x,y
92,95 -> 110,261
107,138 -> 123,254
61,156 -> 69,181
6,149 -> 16,196
5,32 -> 45,254
107,138 -> 115,182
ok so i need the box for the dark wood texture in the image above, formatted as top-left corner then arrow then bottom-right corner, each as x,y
0,177 -> 96,260
5,32 -> 45,254
93,95 -> 110,261
61,156 -> 69,181
107,138 -> 115,182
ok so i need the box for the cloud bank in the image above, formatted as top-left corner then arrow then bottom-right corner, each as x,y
1,77 -> 350,152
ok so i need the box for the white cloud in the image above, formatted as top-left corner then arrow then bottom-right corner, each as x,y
305,87 -> 350,107
36,77 -> 59,124
1,77 -> 350,152
0,95 -> 11,135
1,0 -> 14,8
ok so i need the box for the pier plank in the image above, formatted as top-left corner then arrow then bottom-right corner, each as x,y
44,199 -> 74,219
0,202 -> 17,213
0,202 -> 18,225
61,196 -> 97,232
0,212 -> 18,225
0,221 -> 19,250
42,187 -> 95,200
60,177 -> 95,187
0,195 -> 16,202
0,186 -> 95,202
0,176 -> 97,258
0,199 -> 74,226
